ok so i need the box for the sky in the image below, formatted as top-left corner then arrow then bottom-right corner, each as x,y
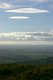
0,0 -> 53,43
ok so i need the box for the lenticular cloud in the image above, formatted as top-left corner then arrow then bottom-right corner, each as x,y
6,8 -> 48,13
9,16 -> 29,19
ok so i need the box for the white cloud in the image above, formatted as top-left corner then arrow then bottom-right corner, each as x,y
9,16 -> 29,19
0,31 -> 53,41
0,3 -> 14,9
6,8 -> 48,13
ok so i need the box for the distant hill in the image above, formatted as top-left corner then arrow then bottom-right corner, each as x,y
0,51 -> 53,64
35,57 -> 53,64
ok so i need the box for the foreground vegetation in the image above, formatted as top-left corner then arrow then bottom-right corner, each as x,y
0,64 -> 53,80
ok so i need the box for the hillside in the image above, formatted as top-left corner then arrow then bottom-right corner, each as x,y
0,64 -> 53,80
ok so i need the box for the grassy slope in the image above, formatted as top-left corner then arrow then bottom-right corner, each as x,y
0,64 -> 53,80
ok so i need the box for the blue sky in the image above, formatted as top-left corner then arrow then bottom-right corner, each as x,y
0,0 -> 53,43
0,0 -> 53,32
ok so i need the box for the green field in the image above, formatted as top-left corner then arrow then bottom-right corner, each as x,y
0,64 -> 53,80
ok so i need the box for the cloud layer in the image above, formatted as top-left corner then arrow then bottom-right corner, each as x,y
32,0 -> 48,2
11,0 -> 48,3
0,0 -> 48,3
0,31 -> 53,41
6,8 -> 48,13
